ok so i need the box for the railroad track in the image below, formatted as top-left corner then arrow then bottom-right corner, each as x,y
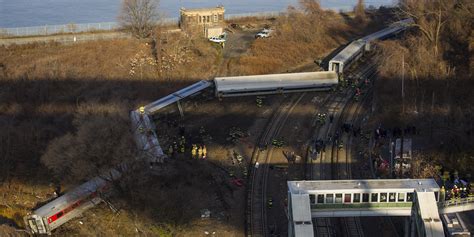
247,93 -> 306,237
311,61 -> 377,237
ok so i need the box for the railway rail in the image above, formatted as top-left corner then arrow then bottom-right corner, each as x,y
248,93 -> 306,236
311,60 -> 377,237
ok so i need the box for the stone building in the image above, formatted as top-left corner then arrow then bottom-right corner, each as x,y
179,6 -> 225,38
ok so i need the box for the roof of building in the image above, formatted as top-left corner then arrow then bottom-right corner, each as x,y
416,192 -> 444,237
180,6 -> 225,14
290,194 -> 314,236
288,179 -> 440,194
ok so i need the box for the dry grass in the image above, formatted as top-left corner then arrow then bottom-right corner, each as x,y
372,2 -> 474,175
234,8 -> 354,75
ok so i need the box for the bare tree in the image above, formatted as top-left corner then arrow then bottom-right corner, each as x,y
41,103 -> 137,184
119,0 -> 160,38
354,0 -> 367,24
398,0 -> 455,56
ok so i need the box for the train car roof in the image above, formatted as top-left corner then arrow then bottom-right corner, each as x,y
288,179 -> 440,194
360,18 -> 414,42
214,71 -> 338,93
329,40 -> 365,64
144,80 -> 212,114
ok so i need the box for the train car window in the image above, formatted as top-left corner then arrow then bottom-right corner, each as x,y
362,193 -> 369,202
389,193 -> 396,202
371,193 -> 379,202
353,193 -> 361,203
344,194 -> 351,203
380,193 -> 388,202
309,194 -> 316,204
398,193 -> 405,202
434,192 -> 439,201
317,194 -> 324,204
407,192 -> 414,202
335,194 -> 343,203
326,194 -> 334,203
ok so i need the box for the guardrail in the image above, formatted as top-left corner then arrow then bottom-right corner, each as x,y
0,11 -> 283,38
439,197 -> 474,208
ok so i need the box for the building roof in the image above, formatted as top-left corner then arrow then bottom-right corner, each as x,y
416,192 -> 444,237
290,194 -> 314,237
180,6 -> 225,15
288,179 -> 440,194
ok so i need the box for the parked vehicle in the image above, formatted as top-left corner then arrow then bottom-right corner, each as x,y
209,37 -> 225,43
255,28 -> 273,38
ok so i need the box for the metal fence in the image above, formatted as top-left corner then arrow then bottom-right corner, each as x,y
0,22 -> 119,37
0,11 -> 283,38
0,32 -> 131,46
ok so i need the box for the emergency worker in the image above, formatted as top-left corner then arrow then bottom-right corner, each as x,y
198,146 -> 203,159
191,144 -> 197,159
202,145 -> 207,159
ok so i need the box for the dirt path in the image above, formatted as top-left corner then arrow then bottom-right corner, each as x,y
215,28 -> 260,77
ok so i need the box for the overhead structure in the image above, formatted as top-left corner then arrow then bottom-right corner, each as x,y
288,193 -> 314,237
411,191 -> 444,237
287,179 -> 474,237
214,71 -> 338,97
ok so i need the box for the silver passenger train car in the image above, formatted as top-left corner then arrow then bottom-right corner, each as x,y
24,169 -> 121,235
329,18 -> 413,74
214,71 -> 338,97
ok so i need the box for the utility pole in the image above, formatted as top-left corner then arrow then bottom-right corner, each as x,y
399,55 -> 405,178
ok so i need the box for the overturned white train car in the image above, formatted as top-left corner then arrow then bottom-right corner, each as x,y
130,110 -> 166,163
214,71 -> 338,97
24,169 -> 122,235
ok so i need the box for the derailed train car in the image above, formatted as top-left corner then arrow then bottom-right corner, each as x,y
214,71 -> 338,97
329,18 -> 413,74
24,169 -> 122,235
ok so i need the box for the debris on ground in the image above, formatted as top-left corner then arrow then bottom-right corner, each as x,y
200,209 -> 211,218
227,127 -> 247,143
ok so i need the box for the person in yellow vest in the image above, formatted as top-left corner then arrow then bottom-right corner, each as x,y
198,146 -> 203,159
202,145 -> 207,159
139,106 -> 145,114
191,144 -> 197,159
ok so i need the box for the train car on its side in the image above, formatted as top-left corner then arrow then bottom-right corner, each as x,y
24,169 -> 121,235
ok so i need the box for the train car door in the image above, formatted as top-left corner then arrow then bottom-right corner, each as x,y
332,63 -> 340,73
27,216 -> 47,234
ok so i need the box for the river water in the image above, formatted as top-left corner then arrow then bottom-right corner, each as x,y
0,0 -> 396,28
